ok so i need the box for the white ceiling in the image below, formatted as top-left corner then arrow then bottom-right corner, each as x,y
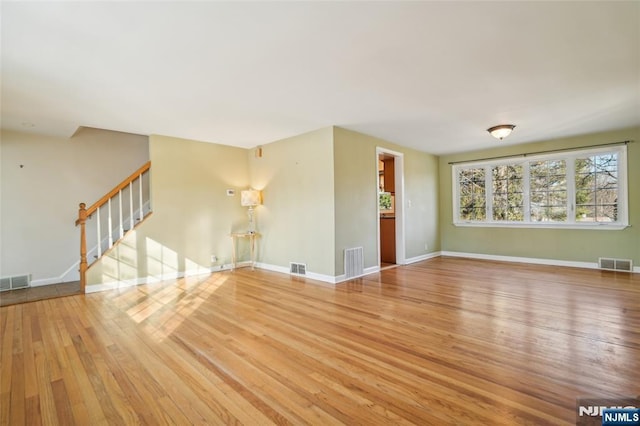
2,1 -> 639,155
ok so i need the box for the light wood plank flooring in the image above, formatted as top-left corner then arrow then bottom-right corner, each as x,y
0,281 -> 81,308
1,257 -> 639,425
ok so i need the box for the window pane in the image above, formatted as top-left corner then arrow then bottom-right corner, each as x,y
459,167 -> 485,221
531,206 -> 545,222
549,160 -> 566,174
548,191 -> 567,206
574,153 -> 619,223
508,178 -> 523,193
576,206 -> 596,222
493,178 -> 507,193
576,189 -> 594,205
550,207 -> 567,221
531,191 -> 545,204
492,163 -> 523,221
529,159 -> 566,222
507,206 -> 524,221
597,205 -> 616,222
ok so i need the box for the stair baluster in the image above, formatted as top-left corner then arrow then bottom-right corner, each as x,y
75,161 -> 151,293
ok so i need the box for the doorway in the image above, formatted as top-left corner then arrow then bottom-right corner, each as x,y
376,148 -> 405,269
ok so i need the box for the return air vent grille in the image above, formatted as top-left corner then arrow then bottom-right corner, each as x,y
598,257 -> 633,272
0,274 -> 31,291
344,247 -> 364,279
290,262 -> 307,275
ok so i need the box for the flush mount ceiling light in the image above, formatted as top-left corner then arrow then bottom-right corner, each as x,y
487,124 -> 515,140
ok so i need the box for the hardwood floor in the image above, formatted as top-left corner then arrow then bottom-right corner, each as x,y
0,281 -> 81,308
1,257 -> 638,425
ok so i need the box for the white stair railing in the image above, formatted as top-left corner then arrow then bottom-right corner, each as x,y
76,161 -> 152,292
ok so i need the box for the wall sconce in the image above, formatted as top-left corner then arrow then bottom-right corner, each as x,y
241,189 -> 261,233
487,124 -> 516,140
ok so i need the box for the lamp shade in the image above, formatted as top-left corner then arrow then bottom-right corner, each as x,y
487,124 -> 515,140
241,189 -> 261,207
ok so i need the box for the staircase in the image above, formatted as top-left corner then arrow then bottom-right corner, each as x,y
75,161 -> 152,292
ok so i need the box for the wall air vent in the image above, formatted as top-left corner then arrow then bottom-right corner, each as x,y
344,247 -> 364,279
0,274 -> 31,291
598,257 -> 633,272
290,262 -> 307,276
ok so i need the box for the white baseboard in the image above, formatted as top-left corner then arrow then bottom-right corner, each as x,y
404,251 -> 442,265
255,262 -> 346,284
333,266 -> 380,284
84,250 -> 639,294
30,260 -> 80,287
85,263 -> 236,294
440,251 -> 600,270
254,262 -> 289,275
255,262 -> 382,284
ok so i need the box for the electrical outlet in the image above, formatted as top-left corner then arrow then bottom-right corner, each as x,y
424,243 -> 428,251
211,255 -> 217,263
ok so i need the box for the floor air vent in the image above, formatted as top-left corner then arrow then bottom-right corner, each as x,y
290,262 -> 307,275
598,257 -> 633,272
0,274 -> 31,291
344,247 -> 364,279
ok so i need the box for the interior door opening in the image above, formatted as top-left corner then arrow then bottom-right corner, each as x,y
377,149 -> 404,269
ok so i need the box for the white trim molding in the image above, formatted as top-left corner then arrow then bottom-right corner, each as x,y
256,262 -> 381,284
441,251 -> 639,274
334,266 -> 380,284
85,264 -> 235,294
30,261 -> 80,287
85,251 -> 638,294
404,251 -> 442,265
441,250 -> 599,270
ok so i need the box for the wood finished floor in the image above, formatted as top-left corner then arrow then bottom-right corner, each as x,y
0,281 -> 81,308
1,257 -> 639,425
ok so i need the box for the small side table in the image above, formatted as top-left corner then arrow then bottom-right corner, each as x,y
229,232 -> 260,271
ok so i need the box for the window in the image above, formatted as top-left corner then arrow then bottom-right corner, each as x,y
530,160 -> 566,222
492,164 -> 524,221
575,153 -> 619,223
459,168 -> 486,221
452,146 -> 628,229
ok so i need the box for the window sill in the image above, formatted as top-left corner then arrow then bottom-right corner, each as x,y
453,222 -> 630,231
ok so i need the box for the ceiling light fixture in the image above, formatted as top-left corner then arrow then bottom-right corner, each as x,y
487,124 -> 515,140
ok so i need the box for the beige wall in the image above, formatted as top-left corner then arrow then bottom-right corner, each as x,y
403,145 -> 441,256
333,127 -> 440,275
248,127 -> 336,276
87,134 -> 249,286
0,127 -> 149,283
32,124 -> 635,289
439,126 -> 640,266
87,125 -> 442,286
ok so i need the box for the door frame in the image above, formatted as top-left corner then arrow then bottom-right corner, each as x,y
376,147 -> 406,267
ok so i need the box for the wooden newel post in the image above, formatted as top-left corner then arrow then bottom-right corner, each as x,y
77,203 -> 88,293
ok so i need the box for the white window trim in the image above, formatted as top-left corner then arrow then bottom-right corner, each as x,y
452,145 -> 629,230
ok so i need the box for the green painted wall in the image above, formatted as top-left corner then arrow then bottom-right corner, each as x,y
87,134 -> 249,286
439,127 -> 640,266
333,127 -> 440,275
248,127 -> 336,276
85,124 -> 636,288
